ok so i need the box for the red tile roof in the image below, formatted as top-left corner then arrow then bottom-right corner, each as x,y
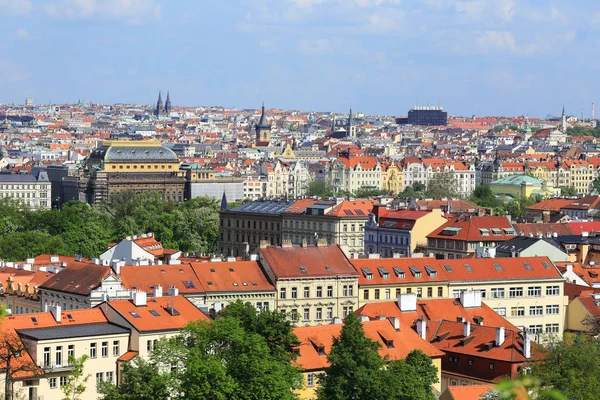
526,198 -> 574,212
39,264 -> 112,295
119,264 -> 205,294
189,261 -> 274,292
513,223 -> 574,237
328,200 -> 377,218
260,244 -> 358,279
427,215 -> 515,242
293,319 -> 444,371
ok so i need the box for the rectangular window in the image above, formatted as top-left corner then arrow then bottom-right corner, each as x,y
348,285 -> 354,296
43,347 -> 51,367
374,289 -> 380,300
490,288 -> 505,298
427,287 -> 432,297
90,343 -> 97,359
343,285 -> 348,296
529,306 -> 543,316
396,288 -> 401,297
113,341 -> 119,357
546,305 -> 560,315
493,307 -> 506,317
527,286 -> 542,297
417,288 -> 422,298
327,286 -> 333,297
316,308 -> 322,320
106,371 -> 114,383
291,287 -> 297,299
316,287 -> 322,297
529,325 -> 543,334
307,373 -> 315,387
49,377 -> 57,389
364,290 -> 369,300
510,306 -> 525,317
509,287 -> 523,298
55,346 -> 62,366
60,376 -> 67,387
102,342 -> 108,358
303,308 -> 310,321
147,340 -> 152,352
279,287 -> 286,299
545,323 -> 560,333
406,288 -> 412,294
438,287 -> 443,297
385,289 -> 391,299
327,307 -> 333,319
546,286 -> 560,296
304,287 -> 310,298
68,345 -> 75,363
96,372 -> 103,385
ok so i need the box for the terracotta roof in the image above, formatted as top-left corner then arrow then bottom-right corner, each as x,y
567,221 -> 600,234
513,223 -> 575,237
416,199 -> 479,212
117,350 -> 138,362
427,215 -> 515,242
562,196 -> 600,210
189,261 -> 274,293
356,298 -> 517,331
119,264 -> 205,294
336,156 -> 378,170
107,295 -> 209,333
574,294 -> 600,317
443,385 -> 493,400
259,244 -> 358,279
563,282 -> 600,303
38,264 -> 112,295
526,198 -> 574,212
293,319 -> 444,371
328,200 -> 377,218
555,262 -> 600,286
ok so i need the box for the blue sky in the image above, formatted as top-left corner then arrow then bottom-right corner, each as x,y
0,0 -> 598,117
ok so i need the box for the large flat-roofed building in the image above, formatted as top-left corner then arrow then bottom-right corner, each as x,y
401,106 -> 448,126
83,140 -> 185,204
181,163 -> 245,202
0,170 -> 51,209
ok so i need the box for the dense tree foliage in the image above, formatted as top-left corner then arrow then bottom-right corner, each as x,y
98,302 -> 302,400
306,180 -> 335,197
469,185 -> 538,219
559,186 -> 578,197
425,172 -> 460,199
317,313 -> 438,400
529,334 -> 600,400
566,125 -> 600,137
0,191 -> 220,261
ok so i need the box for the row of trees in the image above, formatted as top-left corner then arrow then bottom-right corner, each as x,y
96,302 -> 438,400
0,191 -> 220,261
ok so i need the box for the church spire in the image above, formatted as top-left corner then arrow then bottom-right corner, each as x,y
561,104 -> 567,132
155,91 -> 164,116
165,91 -> 172,114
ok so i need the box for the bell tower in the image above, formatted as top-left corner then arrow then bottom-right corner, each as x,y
255,103 -> 272,146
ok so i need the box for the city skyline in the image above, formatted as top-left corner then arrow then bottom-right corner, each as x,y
0,0 -> 598,117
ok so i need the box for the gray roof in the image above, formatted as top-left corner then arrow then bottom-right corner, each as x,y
17,323 -> 129,341
105,145 -> 178,162
228,200 -> 294,214
0,174 -> 44,182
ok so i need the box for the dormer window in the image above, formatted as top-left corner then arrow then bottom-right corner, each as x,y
425,265 -> 437,277
393,267 -> 405,278
409,266 -> 421,278
361,268 -> 373,280
377,267 -> 390,279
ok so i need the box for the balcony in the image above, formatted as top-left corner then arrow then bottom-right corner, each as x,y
42,363 -> 74,373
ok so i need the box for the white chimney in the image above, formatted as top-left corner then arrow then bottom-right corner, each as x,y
214,302 -> 223,313
154,284 -> 163,298
22,264 -> 31,271
26,258 -> 35,264
397,293 -> 417,312
50,256 -> 60,263
226,257 -> 236,262
249,254 -> 259,261
416,318 -> 427,340
359,314 -> 370,322
464,321 -> 471,337
168,286 -> 179,296
332,317 -> 343,324
460,290 -> 482,308
111,260 -> 121,275
48,304 -> 61,323
92,258 -> 101,265
523,330 -> 531,358
389,317 -> 400,331
132,291 -> 147,307
496,326 -> 505,347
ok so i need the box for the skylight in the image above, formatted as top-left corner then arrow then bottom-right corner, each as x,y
129,311 -> 141,318
523,262 -> 532,271
493,263 -> 503,272
464,264 -> 473,273
443,264 -> 453,272
149,310 -> 160,317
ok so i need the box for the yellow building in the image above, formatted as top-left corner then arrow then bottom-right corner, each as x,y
489,174 -> 555,200
381,162 -> 404,194
566,293 -> 600,332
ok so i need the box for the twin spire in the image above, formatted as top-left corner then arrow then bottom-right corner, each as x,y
155,91 -> 172,116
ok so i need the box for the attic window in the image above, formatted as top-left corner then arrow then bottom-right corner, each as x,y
377,267 -> 389,279
542,261 -> 551,269
129,312 -> 141,318
393,267 -> 405,278
491,228 -> 502,235
464,264 -> 473,273
210,268 -> 215,273
325,265 -> 332,272
523,262 -> 532,271
441,227 -> 461,236
361,268 -> 373,280
66,314 -> 73,321
503,228 -> 515,235
207,281 -> 213,285
443,264 -> 453,272
183,280 -> 195,289
30,317 -> 37,324
242,282 -> 248,286
149,310 -> 160,317
229,268 -> 234,272
479,228 -> 490,236
409,266 -> 421,278
252,282 -> 258,286
164,307 -> 180,316
299,266 -> 307,274
233,282 -> 239,286
493,263 -> 503,272
425,265 -> 437,277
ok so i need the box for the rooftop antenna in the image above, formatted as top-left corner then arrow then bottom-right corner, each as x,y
593,103 -> 595,120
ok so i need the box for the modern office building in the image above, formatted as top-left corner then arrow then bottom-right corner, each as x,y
400,106 -> 448,126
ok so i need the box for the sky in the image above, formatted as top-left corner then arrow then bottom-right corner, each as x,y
0,0 -> 598,117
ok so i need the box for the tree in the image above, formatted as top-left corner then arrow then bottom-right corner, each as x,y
97,357 -> 171,400
529,334 -> 600,400
0,331 -> 40,400
306,180 -> 334,197
426,172 -> 460,199
399,182 -> 426,199
559,186 -> 577,197
0,231 -> 69,261
383,350 -> 438,400
470,185 -> 502,209
218,301 -> 300,363
353,189 -> 391,198
61,354 -> 90,400
316,313 -> 388,400
592,177 -> 600,194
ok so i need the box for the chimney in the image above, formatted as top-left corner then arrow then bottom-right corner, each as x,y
523,330 -> 531,358
132,291 -> 147,307
168,286 -> 179,296
388,317 -> 400,331
317,238 -> 328,247
111,260 -> 121,275
359,314 -> 370,322
397,293 -> 417,312
459,290 -> 482,308
301,238 -> 308,248
416,319 -> 427,340
261,240 -> 272,249
332,317 -> 343,324
495,326 -> 505,347
154,284 -> 163,298
49,304 -> 62,323
463,321 -> 471,337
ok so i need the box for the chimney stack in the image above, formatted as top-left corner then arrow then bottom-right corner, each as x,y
416,318 -> 427,340
168,286 -> 179,296
523,330 -> 531,358
495,326 -> 505,347
464,321 -> 471,337
48,303 -> 61,323
389,317 -> 400,331
397,293 -> 417,312
154,284 -> 163,298
132,291 -> 147,307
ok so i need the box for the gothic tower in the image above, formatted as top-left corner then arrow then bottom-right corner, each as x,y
347,107 -> 356,137
255,103 -> 272,146
155,91 -> 164,116
561,105 -> 567,132
165,91 -> 172,114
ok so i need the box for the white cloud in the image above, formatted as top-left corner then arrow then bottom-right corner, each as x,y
15,28 -> 30,39
44,0 -> 161,24
297,38 -> 333,54
367,8 -> 406,33
289,0 -> 330,9
0,0 -> 31,15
